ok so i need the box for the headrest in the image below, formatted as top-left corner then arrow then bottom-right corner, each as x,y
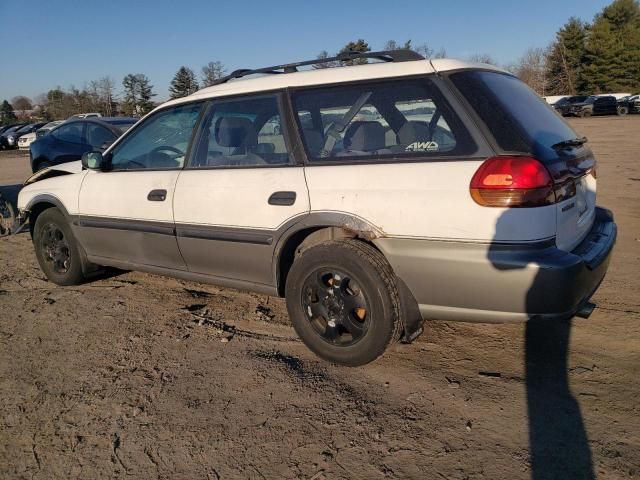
215,117 -> 257,148
397,120 -> 431,145
344,121 -> 386,152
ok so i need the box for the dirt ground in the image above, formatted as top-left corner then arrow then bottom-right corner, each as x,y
0,117 -> 639,480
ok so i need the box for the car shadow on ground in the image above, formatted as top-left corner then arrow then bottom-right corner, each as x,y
490,210 -> 595,480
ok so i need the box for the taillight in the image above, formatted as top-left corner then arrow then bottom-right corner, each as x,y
470,156 -> 559,208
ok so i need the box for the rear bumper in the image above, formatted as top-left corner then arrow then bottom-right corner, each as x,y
374,207 -> 616,323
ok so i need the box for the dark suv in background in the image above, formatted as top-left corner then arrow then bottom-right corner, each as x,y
562,95 -> 621,117
29,117 -> 137,172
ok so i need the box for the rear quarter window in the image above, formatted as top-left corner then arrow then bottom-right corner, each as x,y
449,71 -> 580,161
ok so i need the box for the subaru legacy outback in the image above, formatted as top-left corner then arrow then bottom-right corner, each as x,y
16,50 -> 616,365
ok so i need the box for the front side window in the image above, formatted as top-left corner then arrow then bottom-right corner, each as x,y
190,94 -> 290,168
292,78 -> 474,161
52,123 -> 84,144
110,103 -> 202,170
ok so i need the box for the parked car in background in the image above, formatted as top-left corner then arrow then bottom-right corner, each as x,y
29,117 -> 137,172
16,51 -> 616,365
4,122 -> 47,149
553,96 -> 588,115
562,95 -> 622,117
617,94 -> 640,114
36,120 -> 65,138
18,132 -> 37,150
0,125 -> 17,136
0,123 -> 28,149
68,113 -> 102,120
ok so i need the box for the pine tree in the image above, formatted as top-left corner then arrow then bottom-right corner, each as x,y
577,0 -> 640,93
201,61 -> 226,87
137,76 -> 155,114
582,20 -> 624,93
122,74 -> 156,117
546,17 -> 589,95
0,100 -> 17,125
340,39 -> 371,65
599,0 -> 640,91
169,67 -> 199,99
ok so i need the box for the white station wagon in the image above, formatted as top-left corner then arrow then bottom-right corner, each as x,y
16,50 -> 616,365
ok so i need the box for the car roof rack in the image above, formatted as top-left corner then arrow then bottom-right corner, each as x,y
210,49 -> 426,87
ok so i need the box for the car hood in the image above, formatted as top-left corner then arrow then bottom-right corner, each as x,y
19,132 -> 36,141
23,160 -> 83,186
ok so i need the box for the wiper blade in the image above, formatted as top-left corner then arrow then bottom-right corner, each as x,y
552,136 -> 588,149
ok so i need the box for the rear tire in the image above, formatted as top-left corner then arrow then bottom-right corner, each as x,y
285,240 -> 402,366
617,106 -> 629,116
33,208 -> 86,286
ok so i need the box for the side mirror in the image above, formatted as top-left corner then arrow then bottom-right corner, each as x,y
81,151 -> 106,171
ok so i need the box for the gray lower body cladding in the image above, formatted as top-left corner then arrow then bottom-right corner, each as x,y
374,207 -> 616,323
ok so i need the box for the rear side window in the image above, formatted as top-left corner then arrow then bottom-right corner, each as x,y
292,78 -> 475,162
190,94 -> 291,168
449,71 -> 579,160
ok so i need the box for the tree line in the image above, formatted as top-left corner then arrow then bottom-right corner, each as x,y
1,60 -> 228,125
505,0 -> 640,95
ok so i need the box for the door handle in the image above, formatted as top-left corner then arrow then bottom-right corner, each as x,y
147,189 -> 167,201
268,191 -> 296,206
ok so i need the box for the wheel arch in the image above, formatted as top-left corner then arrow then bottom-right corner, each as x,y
273,215 -> 424,343
25,195 -> 71,237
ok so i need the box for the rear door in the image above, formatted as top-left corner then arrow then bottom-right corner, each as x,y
173,93 -> 309,286
448,70 -> 596,251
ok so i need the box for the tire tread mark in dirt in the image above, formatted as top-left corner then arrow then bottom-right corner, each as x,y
32,433 -> 41,470
111,432 -> 128,474
188,308 -> 299,342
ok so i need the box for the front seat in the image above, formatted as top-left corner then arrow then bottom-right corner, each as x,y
393,120 -> 432,152
214,117 -> 265,166
339,121 -> 389,156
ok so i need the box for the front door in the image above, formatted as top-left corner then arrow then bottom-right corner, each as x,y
173,93 -> 309,286
76,102 -> 203,269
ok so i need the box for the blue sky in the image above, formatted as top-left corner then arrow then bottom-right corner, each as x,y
1,0 -> 611,103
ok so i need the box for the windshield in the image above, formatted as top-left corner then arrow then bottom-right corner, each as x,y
450,71 -> 580,161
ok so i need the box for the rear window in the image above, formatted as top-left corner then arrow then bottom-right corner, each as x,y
292,78 -> 476,162
450,71 -> 579,161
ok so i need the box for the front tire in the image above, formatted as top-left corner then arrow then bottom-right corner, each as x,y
33,208 -> 86,286
285,240 -> 402,366
617,106 -> 629,116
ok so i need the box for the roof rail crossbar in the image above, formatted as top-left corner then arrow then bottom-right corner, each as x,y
210,49 -> 425,87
